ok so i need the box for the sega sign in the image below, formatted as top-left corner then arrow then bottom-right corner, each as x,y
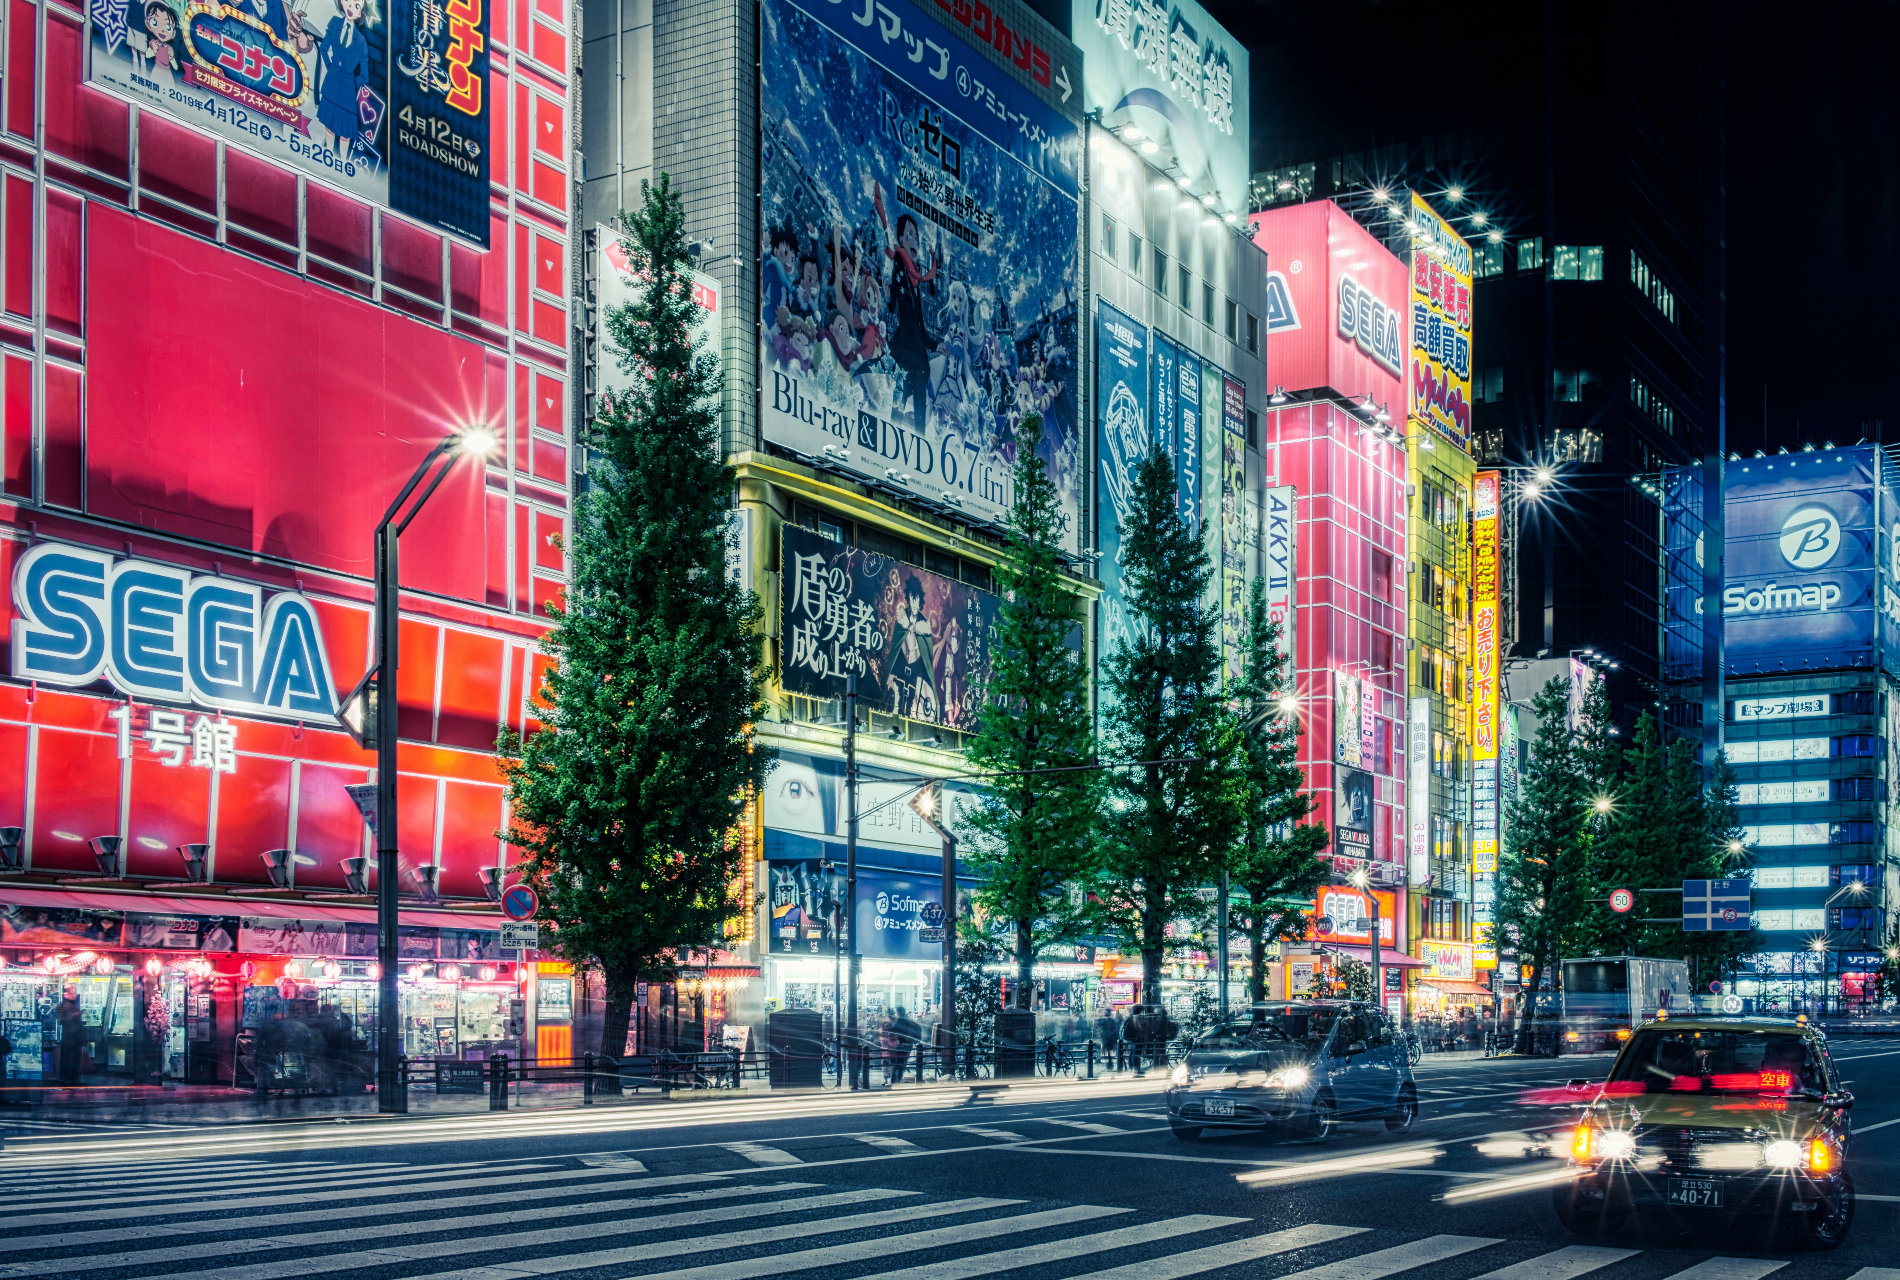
1337,275 -> 1402,376
1722,448 -> 1883,673
1249,202 -> 1408,409
11,543 -> 340,723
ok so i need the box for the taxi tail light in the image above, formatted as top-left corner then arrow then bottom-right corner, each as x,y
1808,1138 -> 1833,1173
1571,1125 -> 1593,1161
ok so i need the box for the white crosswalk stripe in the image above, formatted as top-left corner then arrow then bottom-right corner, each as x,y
954,1125 -> 1024,1140
856,1134 -> 920,1151
1043,1118 -> 1128,1134
723,1140 -> 804,1165
0,1160 -> 554,1213
3,1163 -> 1834,1280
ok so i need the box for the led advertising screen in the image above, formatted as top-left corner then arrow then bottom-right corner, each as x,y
1072,0 -> 1247,219
1247,202 -> 1407,411
1407,193 -> 1471,448
87,0 -> 491,245
759,0 -> 1082,552
779,524 -> 1001,730
1723,447 -> 1878,673
1096,302 -> 1149,661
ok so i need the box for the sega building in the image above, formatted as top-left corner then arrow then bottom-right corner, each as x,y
1700,446 -> 1900,1015
1250,201 -> 1423,1018
0,0 -> 580,1090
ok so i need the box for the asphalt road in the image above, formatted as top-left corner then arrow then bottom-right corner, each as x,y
4,1040 -> 1900,1280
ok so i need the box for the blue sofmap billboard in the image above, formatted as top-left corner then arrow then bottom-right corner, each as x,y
1723,447 -> 1890,673
1096,302 -> 1147,660
759,0 -> 1083,552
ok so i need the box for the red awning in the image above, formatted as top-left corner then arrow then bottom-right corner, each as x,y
1316,944 -> 1428,968
0,885 -> 503,933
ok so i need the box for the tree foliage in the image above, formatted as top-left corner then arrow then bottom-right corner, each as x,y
1095,443 -> 1245,996
1494,676 -> 1598,995
962,415 -> 1100,1008
1224,577 -> 1330,1001
498,175 -> 772,1061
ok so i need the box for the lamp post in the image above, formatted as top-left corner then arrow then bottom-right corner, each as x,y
340,426 -> 496,1115
907,781 -> 957,1059
843,674 -> 861,1090
1350,867 -> 1380,1017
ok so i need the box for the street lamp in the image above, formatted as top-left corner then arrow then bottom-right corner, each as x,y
1348,867 -> 1382,1017
337,425 -> 496,1115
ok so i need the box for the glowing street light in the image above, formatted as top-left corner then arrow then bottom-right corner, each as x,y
1592,796 -> 1614,815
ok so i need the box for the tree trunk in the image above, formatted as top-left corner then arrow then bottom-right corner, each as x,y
1142,948 -> 1163,1004
1249,926 -> 1267,1002
1016,921 -> 1035,1009
598,961 -> 639,1094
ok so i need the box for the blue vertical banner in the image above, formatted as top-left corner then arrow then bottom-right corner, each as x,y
1176,355 -> 1201,534
1096,302 -> 1148,661
389,0 -> 493,245
1153,333 -> 1177,458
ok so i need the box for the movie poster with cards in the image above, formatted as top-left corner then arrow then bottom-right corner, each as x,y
758,0 -> 1082,551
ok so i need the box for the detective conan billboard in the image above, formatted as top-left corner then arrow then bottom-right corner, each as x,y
87,0 -> 491,245
759,0 -> 1082,552
1723,447 -> 1882,673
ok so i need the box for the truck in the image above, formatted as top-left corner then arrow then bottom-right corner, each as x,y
1558,956 -> 1691,1054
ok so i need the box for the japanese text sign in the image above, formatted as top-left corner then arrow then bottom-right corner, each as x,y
1407,193 -> 1471,448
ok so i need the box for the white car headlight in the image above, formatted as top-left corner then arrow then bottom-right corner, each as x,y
1763,1139 -> 1803,1168
1595,1130 -> 1636,1160
1264,1066 -> 1309,1090
1169,1063 -> 1190,1085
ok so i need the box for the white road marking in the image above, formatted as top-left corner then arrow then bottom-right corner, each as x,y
1043,1119 -> 1128,1134
723,1142 -> 804,1165
954,1126 -> 1025,1141
855,1135 -> 920,1151
1469,1245 -> 1640,1280
1656,1259 -> 1787,1280
1071,1230 -> 1498,1280
852,1213 -> 1247,1280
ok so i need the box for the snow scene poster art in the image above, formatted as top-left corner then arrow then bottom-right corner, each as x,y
759,0 -> 1083,552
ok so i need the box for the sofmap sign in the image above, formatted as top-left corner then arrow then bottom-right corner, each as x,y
1722,448 -> 1881,672
11,544 -> 340,723
1075,0 -> 1246,218
1732,694 -> 1829,721
86,0 -> 491,246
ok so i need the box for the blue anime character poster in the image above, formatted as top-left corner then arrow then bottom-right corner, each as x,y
759,0 -> 1083,553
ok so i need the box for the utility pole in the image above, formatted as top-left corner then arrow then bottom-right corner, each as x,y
844,674 -> 860,1089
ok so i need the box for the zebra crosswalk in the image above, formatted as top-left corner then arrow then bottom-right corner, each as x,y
0,1153 -> 1886,1280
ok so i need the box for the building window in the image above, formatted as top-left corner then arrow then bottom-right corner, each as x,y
1552,368 -> 1602,402
1473,367 -> 1504,402
1629,375 -> 1678,438
1551,245 -> 1604,281
1101,213 -> 1117,262
1225,298 -> 1238,341
1128,235 -> 1143,276
1472,239 -> 1505,279
1153,250 -> 1168,297
1551,428 -> 1603,463
1246,407 -> 1258,447
1179,265 -> 1192,311
1245,310 -> 1259,353
1631,250 -> 1678,326
1517,237 -> 1543,272
1202,282 -> 1215,325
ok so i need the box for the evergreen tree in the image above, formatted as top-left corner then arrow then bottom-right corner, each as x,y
1588,714 -> 1675,956
498,177 -> 772,1064
1225,577 -> 1330,1001
962,416 -> 1100,1008
1494,676 -> 1598,1001
1096,443 -> 1245,1000
1676,746 -> 1762,978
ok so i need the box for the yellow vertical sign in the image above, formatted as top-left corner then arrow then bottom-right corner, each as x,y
1407,193 -> 1473,449
1471,471 -> 1500,875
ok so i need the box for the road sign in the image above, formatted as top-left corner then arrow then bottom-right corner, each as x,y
1721,994 -> 1744,1014
1709,980 -> 1723,995
1609,887 -> 1636,914
1683,879 -> 1751,931
1315,915 -> 1335,934
499,922 -> 539,949
921,902 -> 945,928
501,884 -> 539,921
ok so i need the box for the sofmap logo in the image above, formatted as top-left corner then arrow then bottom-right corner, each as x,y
1780,505 -> 1842,569
11,543 -> 341,723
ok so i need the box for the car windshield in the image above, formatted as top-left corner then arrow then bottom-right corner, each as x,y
1606,1029 -> 1825,1096
1197,1006 -> 1341,1049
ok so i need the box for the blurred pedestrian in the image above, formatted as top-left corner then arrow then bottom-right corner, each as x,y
890,1006 -> 920,1084
54,984 -> 83,1085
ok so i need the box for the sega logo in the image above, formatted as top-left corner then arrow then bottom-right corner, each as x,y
11,543 -> 340,723
1336,274 -> 1402,376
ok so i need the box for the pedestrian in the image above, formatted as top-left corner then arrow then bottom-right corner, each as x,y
1094,1007 -> 1120,1069
1125,1005 -> 1151,1075
891,1006 -> 920,1085
54,983 -> 84,1085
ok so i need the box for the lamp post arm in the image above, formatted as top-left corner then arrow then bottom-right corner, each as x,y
378,438 -> 457,529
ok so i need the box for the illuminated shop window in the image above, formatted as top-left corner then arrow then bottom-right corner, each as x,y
1550,245 -> 1603,281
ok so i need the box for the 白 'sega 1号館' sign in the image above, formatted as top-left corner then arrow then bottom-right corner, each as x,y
10,543 -> 341,723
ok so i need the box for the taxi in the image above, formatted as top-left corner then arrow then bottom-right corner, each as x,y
1557,1013 -> 1854,1249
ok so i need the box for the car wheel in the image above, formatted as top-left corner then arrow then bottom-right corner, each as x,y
1170,1122 -> 1202,1141
1553,1183 -> 1621,1238
1303,1091 -> 1336,1139
1797,1174 -> 1855,1251
1385,1085 -> 1417,1132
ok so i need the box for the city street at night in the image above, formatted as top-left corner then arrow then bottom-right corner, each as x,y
7,1044 -> 1900,1280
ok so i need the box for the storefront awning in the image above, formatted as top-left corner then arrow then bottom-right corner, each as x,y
1318,944 -> 1427,968
1416,979 -> 1493,995
0,885 -> 503,933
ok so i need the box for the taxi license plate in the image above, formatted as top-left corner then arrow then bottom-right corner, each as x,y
1667,1178 -> 1723,1208
1203,1097 -> 1235,1117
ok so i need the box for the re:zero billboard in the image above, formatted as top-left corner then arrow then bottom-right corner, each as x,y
87,0 -> 491,245
758,0 -> 1082,553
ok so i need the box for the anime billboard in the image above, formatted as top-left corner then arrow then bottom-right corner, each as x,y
87,0 -> 491,245
1724,447 -> 1879,673
759,0 -> 1083,553
1095,302 -> 1148,661
779,523 -> 1000,731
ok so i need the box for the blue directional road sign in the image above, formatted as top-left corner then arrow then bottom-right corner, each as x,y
1683,879 -> 1751,931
